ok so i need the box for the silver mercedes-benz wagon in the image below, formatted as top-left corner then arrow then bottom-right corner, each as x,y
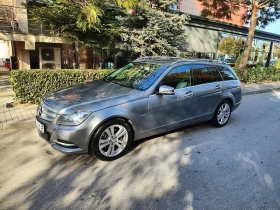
36,56 -> 242,161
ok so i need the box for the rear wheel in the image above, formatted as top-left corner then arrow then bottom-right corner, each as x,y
90,118 -> 133,161
212,100 -> 232,127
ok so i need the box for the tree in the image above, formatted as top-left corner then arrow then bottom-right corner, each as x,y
274,43 -> 280,54
198,0 -> 280,73
276,58 -> 280,68
24,0 -> 142,46
117,0 -> 189,60
218,36 -> 244,56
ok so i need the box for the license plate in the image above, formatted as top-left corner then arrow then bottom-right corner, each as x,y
36,119 -> 45,133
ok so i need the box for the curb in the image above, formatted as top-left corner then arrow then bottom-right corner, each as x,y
242,87 -> 280,96
0,100 -> 14,108
0,119 -> 35,131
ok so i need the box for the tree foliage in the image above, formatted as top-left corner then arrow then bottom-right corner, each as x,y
218,36 -> 244,56
117,0 -> 189,59
198,0 -> 280,73
24,0 -> 141,47
276,58 -> 280,68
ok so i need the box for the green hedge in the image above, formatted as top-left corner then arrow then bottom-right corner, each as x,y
234,66 -> 280,83
10,67 -> 280,104
10,69 -> 113,104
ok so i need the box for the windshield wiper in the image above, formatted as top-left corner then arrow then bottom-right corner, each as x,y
103,78 -> 110,82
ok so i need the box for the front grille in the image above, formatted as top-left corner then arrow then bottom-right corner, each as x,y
38,105 -> 57,121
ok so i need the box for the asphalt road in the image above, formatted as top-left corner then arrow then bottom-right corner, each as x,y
1,91 -> 280,210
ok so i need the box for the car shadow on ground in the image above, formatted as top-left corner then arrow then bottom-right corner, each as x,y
1,96 -> 280,210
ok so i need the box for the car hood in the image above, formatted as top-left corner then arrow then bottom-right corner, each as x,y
43,80 -> 141,113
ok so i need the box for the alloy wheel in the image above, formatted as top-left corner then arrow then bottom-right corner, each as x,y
217,103 -> 231,125
98,125 -> 128,157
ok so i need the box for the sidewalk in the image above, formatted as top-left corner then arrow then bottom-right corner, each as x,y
0,75 -> 13,107
1,74 -> 280,130
0,74 -> 37,130
242,81 -> 280,96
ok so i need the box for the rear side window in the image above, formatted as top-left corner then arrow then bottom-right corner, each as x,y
191,64 -> 223,85
217,66 -> 236,80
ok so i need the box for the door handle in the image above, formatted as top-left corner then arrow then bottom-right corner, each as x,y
184,91 -> 193,97
215,84 -> 221,89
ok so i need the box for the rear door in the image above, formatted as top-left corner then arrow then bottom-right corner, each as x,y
190,64 -> 224,118
216,66 -> 242,104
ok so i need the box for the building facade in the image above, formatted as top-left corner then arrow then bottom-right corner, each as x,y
1,0 -> 279,69
178,0 -> 246,26
178,0 -> 280,65
0,0 -> 78,69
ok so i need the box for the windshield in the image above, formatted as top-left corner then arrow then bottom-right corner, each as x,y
104,62 -> 167,91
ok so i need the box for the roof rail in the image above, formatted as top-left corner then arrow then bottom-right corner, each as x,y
172,58 -> 227,65
134,56 -> 179,61
133,56 -> 228,65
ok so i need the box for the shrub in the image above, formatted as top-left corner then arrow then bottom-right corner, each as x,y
276,59 -> 280,69
234,66 -> 280,83
10,69 -> 113,104
234,54 -> 242,68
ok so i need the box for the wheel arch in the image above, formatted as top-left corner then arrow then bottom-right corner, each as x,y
212,97 -> 233,118
87,115 -> 135,153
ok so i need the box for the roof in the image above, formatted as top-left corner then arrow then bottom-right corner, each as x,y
187,14 -> 280,42
133,56 -> 227,66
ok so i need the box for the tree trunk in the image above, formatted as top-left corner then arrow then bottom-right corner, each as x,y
238,0 -> 259,73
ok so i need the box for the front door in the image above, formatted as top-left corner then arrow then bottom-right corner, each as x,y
147,65 -> 195,130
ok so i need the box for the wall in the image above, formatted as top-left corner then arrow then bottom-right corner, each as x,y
15,0 -> 28,33
186,26 -> 219,53
179,0 -> 246,26
15,41 -> 30,69
179,0 -> 200,16
21,49 -> 30,69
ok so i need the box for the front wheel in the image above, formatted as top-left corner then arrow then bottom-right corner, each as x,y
212,100 -> 232,127
90,118 -> 133,161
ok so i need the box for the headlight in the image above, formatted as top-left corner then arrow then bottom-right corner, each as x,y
57,111 -> 92,125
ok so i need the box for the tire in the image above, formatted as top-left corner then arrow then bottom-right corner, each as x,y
212,100 -> 232,127
90,118 -> 133,161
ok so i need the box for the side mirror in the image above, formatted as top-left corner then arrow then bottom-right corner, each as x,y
158,85 -> 175,95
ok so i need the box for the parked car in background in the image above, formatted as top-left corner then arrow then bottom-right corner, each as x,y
218,57 -> 227,63
226,57 -> 238,67
218,57 -> 238,67
269,59 -> 277,66
36,56 -> 242,161
261,58 -> 277,66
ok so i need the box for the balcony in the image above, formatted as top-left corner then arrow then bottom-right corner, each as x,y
28,22 -> 52,35
0,3 -> 56,36
0,3 -> 15,32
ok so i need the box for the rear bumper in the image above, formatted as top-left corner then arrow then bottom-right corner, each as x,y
232,101 -> 241,111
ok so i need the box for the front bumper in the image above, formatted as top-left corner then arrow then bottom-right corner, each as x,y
36,116 -> 91,154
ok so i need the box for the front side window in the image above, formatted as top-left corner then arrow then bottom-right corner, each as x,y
217,66 -> 236,80
161,65 -> 191,89
191,64 -> 223,85
105,63 -> 167,91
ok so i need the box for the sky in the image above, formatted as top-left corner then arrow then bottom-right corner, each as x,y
261,19 -> 280,35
